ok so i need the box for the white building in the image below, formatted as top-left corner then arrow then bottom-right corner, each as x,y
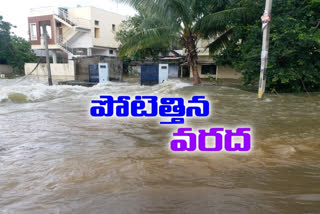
27,6 -> 126,63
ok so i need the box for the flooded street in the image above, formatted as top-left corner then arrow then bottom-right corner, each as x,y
1,78 -> 320,214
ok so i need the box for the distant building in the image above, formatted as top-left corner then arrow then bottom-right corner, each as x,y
183,39 -> 242,80
27,6 -> 126,62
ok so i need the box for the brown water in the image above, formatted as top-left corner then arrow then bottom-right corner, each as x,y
0,78 -> 320,214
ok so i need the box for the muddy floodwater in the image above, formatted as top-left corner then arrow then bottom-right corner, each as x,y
0,78 -> 320,214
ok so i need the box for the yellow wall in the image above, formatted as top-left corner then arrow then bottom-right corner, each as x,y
189,64 -> 242,80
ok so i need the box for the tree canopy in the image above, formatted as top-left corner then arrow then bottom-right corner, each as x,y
213,0 -> 320,93
0,16 -> 37,75
116,11 -> 173,62
117,0 -> 245,84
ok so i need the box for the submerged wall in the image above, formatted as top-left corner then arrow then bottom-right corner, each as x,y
24,63 -> 75,80
217,65 -> 242,80
74,56 -> 123,81
0,64 -> 14,74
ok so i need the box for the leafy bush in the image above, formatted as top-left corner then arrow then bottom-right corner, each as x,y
0,16 -> 37,75
214,0 -> 320,93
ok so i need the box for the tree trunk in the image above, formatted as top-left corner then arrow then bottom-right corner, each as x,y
184,32 -> 200,85
192,65 -> 200,85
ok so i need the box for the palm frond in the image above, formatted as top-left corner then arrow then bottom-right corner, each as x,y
117,0 -> 197,27
119,26 -> 178,57
194,7 -> 246,38
207,28 -> 233,55
166,0 -> 192,27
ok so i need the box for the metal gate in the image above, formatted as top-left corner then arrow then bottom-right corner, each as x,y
89,64 -> 99,83
141,65 -> 159,86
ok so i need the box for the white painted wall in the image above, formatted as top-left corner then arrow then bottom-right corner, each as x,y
67,7 -> 92,29
90,7 -> 125,48
24,63 -> 75,79
68,7 -> 92,20
69,32 -> 92,48
30,7 -> 126,57
68,7 -> 126,49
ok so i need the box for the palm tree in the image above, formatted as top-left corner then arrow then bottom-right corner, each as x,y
118,0 -> 244,84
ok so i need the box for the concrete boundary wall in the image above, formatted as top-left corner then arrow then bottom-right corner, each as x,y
216,65 -> 242,80
24,63 -> 75,79
0,64 -> 14,74
74,56 -> 122,81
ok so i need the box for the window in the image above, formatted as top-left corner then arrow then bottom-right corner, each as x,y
46,25 -> 52,39
94,28 -> 100,38
201,64 -> 217,75
109,50 -> 114,55
112,24 -> 116,31
30,23 -> 37,40
95,20 -> 99,26
40,25 -> 52,39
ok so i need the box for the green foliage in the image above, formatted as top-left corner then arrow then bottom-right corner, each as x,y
214,0 -> 320,93
0,16 -> 37,75
8,36 -> 37,74
117,0 -> 245,83
0,16 -> 12,65
116,14 -> 172,62
208,74 -> 216,82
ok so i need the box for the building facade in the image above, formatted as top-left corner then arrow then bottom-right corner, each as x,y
186,39 -> 242,80
27,6 -> 126,63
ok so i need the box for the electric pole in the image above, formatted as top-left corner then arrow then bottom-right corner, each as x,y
42,25 -> 53,86
258,0 -> 272,99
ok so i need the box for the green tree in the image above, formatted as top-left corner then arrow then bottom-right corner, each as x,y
116,13 -> 172,62
0,16 -> 13,65
0,16 -> 37,75
8,36 -> 38,75
117,0 -> 244,84
213,0 -> 320,93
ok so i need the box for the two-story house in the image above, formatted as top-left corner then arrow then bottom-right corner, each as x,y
28,6 -> 126,63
